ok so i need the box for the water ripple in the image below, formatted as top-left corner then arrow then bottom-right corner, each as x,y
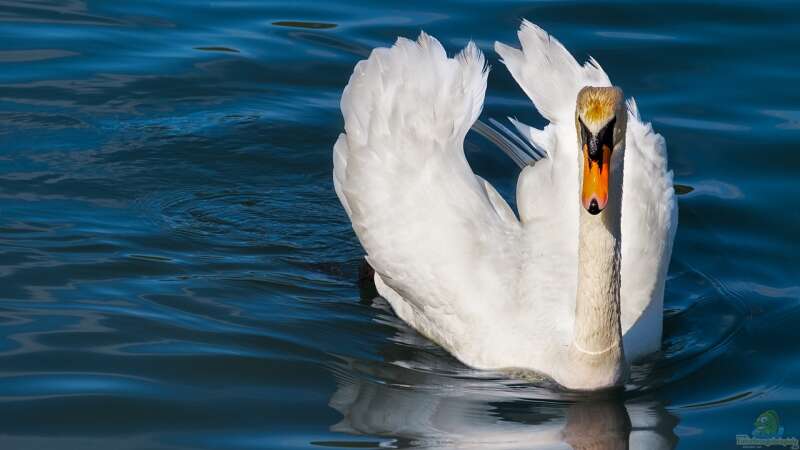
0,0 -> 797,448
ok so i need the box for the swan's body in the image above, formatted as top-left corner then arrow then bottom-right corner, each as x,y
333,22 -> 677,390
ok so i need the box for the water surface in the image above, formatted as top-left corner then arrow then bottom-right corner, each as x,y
0,1 -> 799,449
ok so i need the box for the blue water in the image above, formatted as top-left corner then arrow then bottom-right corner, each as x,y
0,1 -> 798,448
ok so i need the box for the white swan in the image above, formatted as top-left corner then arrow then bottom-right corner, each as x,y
333,21 -> 677,390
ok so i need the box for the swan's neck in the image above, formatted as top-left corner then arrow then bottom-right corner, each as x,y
574,209 -> 622,354
565,199 -> 626,389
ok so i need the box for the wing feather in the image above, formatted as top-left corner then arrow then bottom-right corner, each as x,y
620,99 -> 678,360
334,33 -> 522,364
495,20 -> 610,124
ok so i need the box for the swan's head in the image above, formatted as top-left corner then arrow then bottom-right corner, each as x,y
576,86 -> 627,215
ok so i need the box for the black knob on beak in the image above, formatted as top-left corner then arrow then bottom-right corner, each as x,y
587,199 -> 601,215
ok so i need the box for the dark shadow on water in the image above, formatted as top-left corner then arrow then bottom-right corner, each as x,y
193,46 -> 240,54
273,21 -> 338,30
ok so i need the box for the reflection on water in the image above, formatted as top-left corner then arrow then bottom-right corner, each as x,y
327,299 -> 678,450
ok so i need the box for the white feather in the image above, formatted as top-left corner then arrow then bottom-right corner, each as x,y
495,20 -> 610,124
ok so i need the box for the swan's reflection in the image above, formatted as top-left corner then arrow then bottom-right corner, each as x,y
328,296 -> 677,449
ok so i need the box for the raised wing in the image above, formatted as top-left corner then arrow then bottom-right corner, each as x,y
619,100 -> 678,360
333,34 -> 522,355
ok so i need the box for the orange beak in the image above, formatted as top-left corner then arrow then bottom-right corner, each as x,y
581,143 -> 611,214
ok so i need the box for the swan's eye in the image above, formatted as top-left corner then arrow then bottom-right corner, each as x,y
598,117 -> 616,153
580,117 -> 616,163
579,118 -> 591,146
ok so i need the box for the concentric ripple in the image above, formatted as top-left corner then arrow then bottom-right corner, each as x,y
138,188 -> 270,246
